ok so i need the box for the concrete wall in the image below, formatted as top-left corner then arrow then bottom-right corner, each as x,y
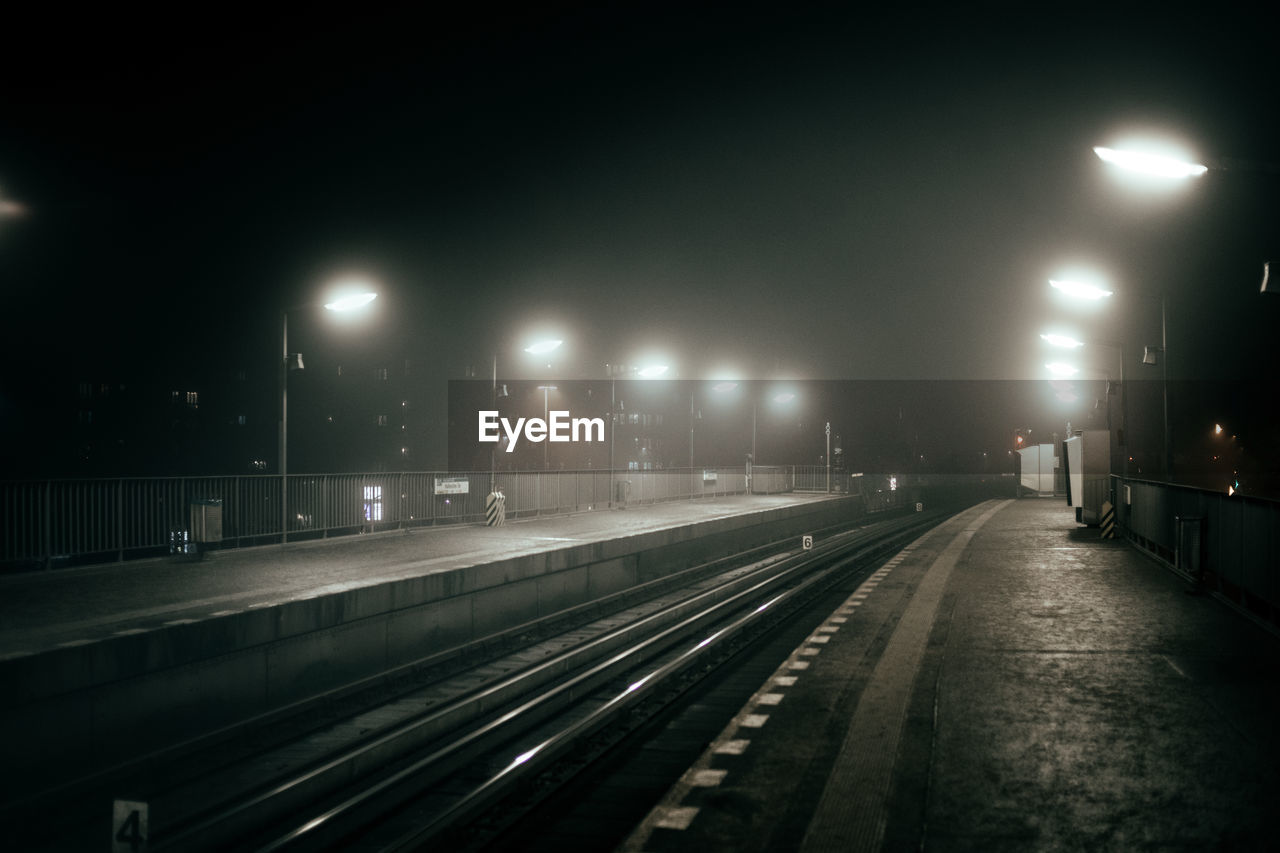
1,497 -> 860,794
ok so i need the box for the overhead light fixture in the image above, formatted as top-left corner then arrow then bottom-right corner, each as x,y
1050,279 -> 1113,300
1093,146 -> 1207,179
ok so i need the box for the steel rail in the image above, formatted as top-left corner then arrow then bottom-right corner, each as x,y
250,514 -> 938,851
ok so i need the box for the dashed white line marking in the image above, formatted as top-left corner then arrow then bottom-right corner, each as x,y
163,619 -> 196,626
847,601 -> 863,607
851,593 -> 869,599
209,610 -> 237,617
808,635 -> 831,644
655,806 -> 700,830
757,693 -> 784,706
715,739 -> 751,755
831,616 -> 849,623
689,769 -> 728,787
775,676 -> 798,686
788,660 -> 811,670
801,647 -> 822,656
741,714 -> 770,728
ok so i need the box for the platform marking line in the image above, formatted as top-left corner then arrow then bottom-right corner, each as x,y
0,650 -> 34,660
715,739 -> 751,755
209,610 -> 237,617
57,639 -> 94,647
113,628 -> 148,636
654,806 -> 701,830
163,618 -> 196,626
800,499 -> 1011,853
688,768 -> 729,787
619,508 -> 972,853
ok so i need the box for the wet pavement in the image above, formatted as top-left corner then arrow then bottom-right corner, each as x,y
624,497 -> 1280,851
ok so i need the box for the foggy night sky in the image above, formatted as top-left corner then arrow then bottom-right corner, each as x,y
2,5 -> 1278,471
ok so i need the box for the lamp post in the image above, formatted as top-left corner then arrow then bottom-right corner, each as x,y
1048,278 -> 1171,480
1041,332 -> 1129,476
280,289 -> 377,542
537,385 -> 557,470
488,338 -> 562,491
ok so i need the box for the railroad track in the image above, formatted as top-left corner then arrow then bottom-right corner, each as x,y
12,506 -> 953,852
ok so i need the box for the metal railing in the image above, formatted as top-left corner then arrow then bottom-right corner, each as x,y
1,466 -> 812,570
2,468 -> 1020,571
1116,475 -> 1280,623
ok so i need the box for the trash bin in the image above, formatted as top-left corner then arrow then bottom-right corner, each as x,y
190,499 -> 223,545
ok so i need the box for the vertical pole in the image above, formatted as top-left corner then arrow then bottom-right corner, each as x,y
1120,342 -> 1128,479
826,421 -> 831,494
280,311 -> 289,543
689,388 -> 695,473
609,374 -> 615,508
116,478 -> 124,563
1162,295 -> 1172,482
490,352 -> 497,495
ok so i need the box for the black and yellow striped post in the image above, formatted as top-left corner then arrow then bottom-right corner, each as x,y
1100,500 -> 1116,539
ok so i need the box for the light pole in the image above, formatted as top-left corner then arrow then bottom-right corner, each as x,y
1041,332 -> 1129,476
280,289 -> 377,542
537,385 -> 557,470
488,338 -> 562,491
1048,277 -> 1172,480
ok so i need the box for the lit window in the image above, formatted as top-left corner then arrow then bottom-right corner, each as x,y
186,391 -> 199,409
363,485 -> 383,521
373,367 -> 388,381
376,414 -> 388,426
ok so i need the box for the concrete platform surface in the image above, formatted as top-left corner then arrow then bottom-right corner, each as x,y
0,494 -> 830,657
624,497 -> 1280,852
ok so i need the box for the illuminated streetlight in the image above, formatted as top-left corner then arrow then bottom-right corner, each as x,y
1040,333 -> 1084,349
1050,279 -> 1113,301
524,338 -> 563,355
1093,146 -> 1207,179
636,364 -> 669,378
281,283 -> 379,541
324,291 -> 378,311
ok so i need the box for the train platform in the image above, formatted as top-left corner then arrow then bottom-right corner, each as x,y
0,493 -> 834,657
622,497 -> 1280,851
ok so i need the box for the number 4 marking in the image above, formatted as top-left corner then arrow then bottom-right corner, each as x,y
112,800 -> 148,852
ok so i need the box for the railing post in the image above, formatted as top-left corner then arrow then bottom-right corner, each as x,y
116,478 -> 124,563
42,480 -> 51,570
